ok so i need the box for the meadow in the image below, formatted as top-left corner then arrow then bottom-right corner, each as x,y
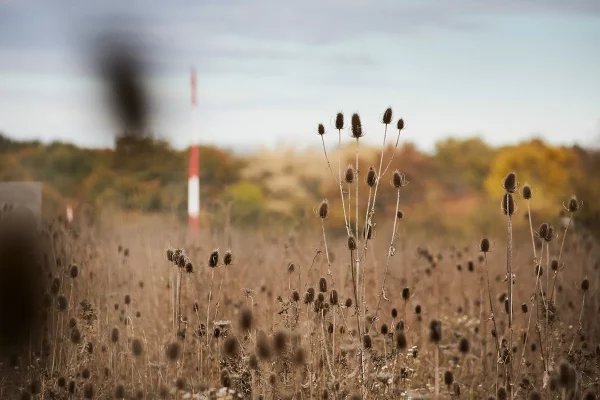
0,109 -> 598,400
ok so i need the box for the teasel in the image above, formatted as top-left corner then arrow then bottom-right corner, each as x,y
382,107 -> 393,125
392,170 -> 408,189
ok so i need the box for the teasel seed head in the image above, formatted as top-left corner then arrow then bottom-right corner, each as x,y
335,112 -> 344,130
292,290 -> 300,302
314,200 -> 329,220
69,265 -> 79,279
362,334 -> 372,349
273,330 -> 288,354
111,327 -> 119,343
209,249 -> 219,268
543,225 -> 555,242
347,235 -> 357,251
581,279 -> 589,291
344,165 -> 354,183
382,107 -> 393,125
392,170 -> 408,188
57,295 -> 68,311
366,166 -> 377,187
503,172 -> 517,193
402,287 -> 410,301
345,298 -> 353,308
396,330 -> 407,349
165,342 -> 180,361
429,319 -> 442,343
380,324 -> 389,335
444,370 -> 454,386
305,287 -> 315,304
397,118 -> 404,130
317,123 -> 325,136
567,195 -> 580,213
501,193 -> 515,216
329,289 -> 338,305
538,223 -> 549,239
480,238 -> 490,253
131,338 -> 143,356
551,259 -> 559,271
350,113 -> 364,138
224,250 -> 233,266
397,210 -> 404,219
70,328 -> 81,344
185,262 -> 194,273
522,184 -> 532,200
415,304 -> 421,314
459,337 -> 470,354
391,308 -> 398,318
497,387 -> 508,400
165,249 -> 174,262
521,303 -> 528,313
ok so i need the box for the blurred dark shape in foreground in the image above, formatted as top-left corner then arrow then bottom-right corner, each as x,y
0,203 -> 49,361
0,182 -> 42,226
95,32 -> 150,139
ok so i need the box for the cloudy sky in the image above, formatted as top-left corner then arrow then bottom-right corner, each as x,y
1,0 -> 599,152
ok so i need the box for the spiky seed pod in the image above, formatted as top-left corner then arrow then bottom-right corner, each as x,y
391,308 -> 398,318
165,249 -> 174,262
111,327 -> 119,343
350,113 -> 364,138
68,317 -> 77,328
382,107 -> 393,124
567,195 -> 580,213
86,342 -> 93,353
392,171 -> 408,188
131,338 -> 143,356
415,304 -> 421,314
318,200 -> 329,219
381,324 -> 389,335
83,383 -> 94,399
444,370 -> 454,386
329,290 -> 338,305
581,279 -> 590,291
503,172 -> 517,193
344,165 -> 354,183
551,259 -> 559,271
538,223 -> 549,240
81,368 -> 90,379
176,377 -> 186,390
395,211 -> 404,220
467,260 -> 474,272
345,298 -> 353,308
480,238 -> 490,253
459,337 -> 470,354
273,331 -> 288,354
366,166 -> 377,187
224,336 -> 240,356
185,262 -> 193,273
292,290 -> 300,302
240,309 -> 253,331
429,320 -> 442,343
497,387 -> 508,400
402,287 -> 410,301
305,287 -> 315,304
67,381 -> 75,394
347,236 -> 357,251
165,342 -> 180,361
223,250 -> 233,266
521,303 -> 528,313
57,377 -> 66,388
317,292 -> 325,303
318,278 -> 328,293
396,331 -> 407,349
502,193 -> 515,215
522,184 -> 532,200
69,265 -> 79,279
57,295 -> 68,311
209,249 -> 219,268
335,112 -> 344,130
362,334 -> 372,349
317,123 -> 325,136
397,119 -> 404,130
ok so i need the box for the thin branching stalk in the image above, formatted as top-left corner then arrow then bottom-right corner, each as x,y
551,212 -> 572,302
338,129 -> 351,235
506,213 -> 514,397
483,253 -> 501,393
567,291 -> 586,355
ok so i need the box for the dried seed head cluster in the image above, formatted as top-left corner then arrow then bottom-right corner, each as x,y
503,172 -> 517,193
382,107 -> 393,125
209,249 -> 219,268
502,193 -> 515,216
345,165 -> 355,184
392,170 -> 408,189
335,112 -> 344,130
166,248 -> 193,271
350,113 -> 364,138
367,166 -> 377,187
317,123 -> 325,136
318,200 -> 329,219
522,184 -> 532,200
567,195 -> 581,213
480,238 -> 490,253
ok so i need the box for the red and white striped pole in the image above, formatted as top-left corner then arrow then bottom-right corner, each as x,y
188,68 -> 199,234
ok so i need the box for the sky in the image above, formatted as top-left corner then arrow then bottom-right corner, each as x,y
0,0 -> 599,152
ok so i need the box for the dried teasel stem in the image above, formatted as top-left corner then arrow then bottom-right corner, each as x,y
482,250 -> 501,394
567,281 -> 588,355
371,186 -> 401,328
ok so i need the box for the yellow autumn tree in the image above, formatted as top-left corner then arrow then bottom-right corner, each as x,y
484,139 -> 583,212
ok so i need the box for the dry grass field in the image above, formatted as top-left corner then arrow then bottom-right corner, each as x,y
0,111 -> 598,400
